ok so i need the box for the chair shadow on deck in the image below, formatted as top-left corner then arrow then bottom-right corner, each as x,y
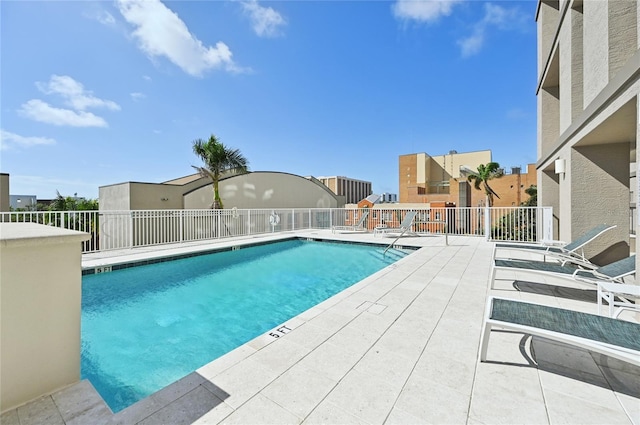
486,283 -> 640,400
512,280 -> 599,303
530,337 -> 640,399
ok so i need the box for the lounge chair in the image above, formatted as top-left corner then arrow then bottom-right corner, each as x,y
493,224 -> 616,268
376,211 -> 418,238
480,296 -> 640,367
490,255 -> 636,289
332,210 -> 369,233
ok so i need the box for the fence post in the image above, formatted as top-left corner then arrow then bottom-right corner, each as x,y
484,206 -> 491,241
129,211 -> 134,249
179,210 -> 184,243
541,206 -> 553,242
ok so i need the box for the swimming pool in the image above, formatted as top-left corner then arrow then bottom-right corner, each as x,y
81,238 -> 410,412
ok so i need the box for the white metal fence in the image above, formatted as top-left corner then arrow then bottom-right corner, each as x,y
1,206 -> 552,254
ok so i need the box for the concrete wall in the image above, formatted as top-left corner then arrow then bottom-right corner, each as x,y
583,0 -> 609,106
184,172 -> 341,209
571,143 -> 630,263
0,173 -> 9,212
609,0 -> 637,79
1,224 -> 89,412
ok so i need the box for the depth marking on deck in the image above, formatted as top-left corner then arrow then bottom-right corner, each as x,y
268,325 -> 292,339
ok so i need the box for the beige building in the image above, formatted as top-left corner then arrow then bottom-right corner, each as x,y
316,176 -> 372,204
100,172 -> 343,211
399,150 -> 536,208
536,0 -> 638,264
399,150 -> 492,203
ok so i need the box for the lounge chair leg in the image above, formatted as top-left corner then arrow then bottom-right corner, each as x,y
489,264 -> 497,289
480,323 -> 492,362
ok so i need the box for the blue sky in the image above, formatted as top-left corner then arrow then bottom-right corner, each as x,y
1,0 -> 538,200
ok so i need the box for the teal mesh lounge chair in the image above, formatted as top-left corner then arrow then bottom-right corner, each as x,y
480,296 -> 640,366
377,211 -> 418,238
493,224 -> 616,268
490,255 -> 636,289
332,210 -> 369,233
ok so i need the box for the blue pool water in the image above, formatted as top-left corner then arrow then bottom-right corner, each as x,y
81,239 -> 408,412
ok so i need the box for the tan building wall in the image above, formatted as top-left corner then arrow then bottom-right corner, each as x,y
0,173 -> 9,212
316,176 -> 372,204
399,150 -> 492,203
536,0 -> 638,264
401,152 -> 536,207
1,224 -> 89,412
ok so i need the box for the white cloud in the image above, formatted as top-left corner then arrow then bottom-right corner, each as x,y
19,99 -> 108,127
143,75 -> 152,81
85,9 -> 116,26
96,10 -> 116,26
130,92 -> 146,101
458,3 -> 528,57
458,28 -> 484,57
36,75 -> 120,111
0,129 -> 56,151
392,0 -> 463,23
116,0 -> 242,76
240,0 -> 286,37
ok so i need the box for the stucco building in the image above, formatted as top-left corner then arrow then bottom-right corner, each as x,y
399,151 -> 537,208
99,172 -> 344,211
536,0 -> 638,264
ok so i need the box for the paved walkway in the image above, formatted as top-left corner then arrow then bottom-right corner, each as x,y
2,231 -> 638,424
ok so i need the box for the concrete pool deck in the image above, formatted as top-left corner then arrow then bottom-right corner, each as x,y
2,231 -> 639,424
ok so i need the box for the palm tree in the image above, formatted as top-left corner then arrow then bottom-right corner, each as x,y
522,184 -> 537,206
192,134 -> 249,209
467,162 -> 504,207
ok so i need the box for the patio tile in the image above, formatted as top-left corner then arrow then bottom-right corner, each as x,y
0,409 -> 20,425
353,345 -> 417,388
347,310 -> 396,335
279,322 -> 334,351
306,310 -> 354,333
109,373 -> 209,425
261,364 -> 337,419
599,366 -> 640,399
297,341 -> 362,382
196,345 -> 257,380
190,401 -> 235,424
137,386 -> 226,425
51,380 -> 111,425
544,388 -> 633,424
219,394 -> 301,424
616,392 -> 640,425
295,306 -> 325,322
383,407 -> 427,425
539,369 -> 619,408
393,373 -> 470,424
321,369 -> 401,425
250,338 -> 311,375
412,351 -> 476,393
532,338 -> 605,377
302,401 -> 368,425
470,363 -> 548,424
16,396 -> 65,425
372,326 -> 431,362
325,324 -> 380,356
202,359 -> 279,409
